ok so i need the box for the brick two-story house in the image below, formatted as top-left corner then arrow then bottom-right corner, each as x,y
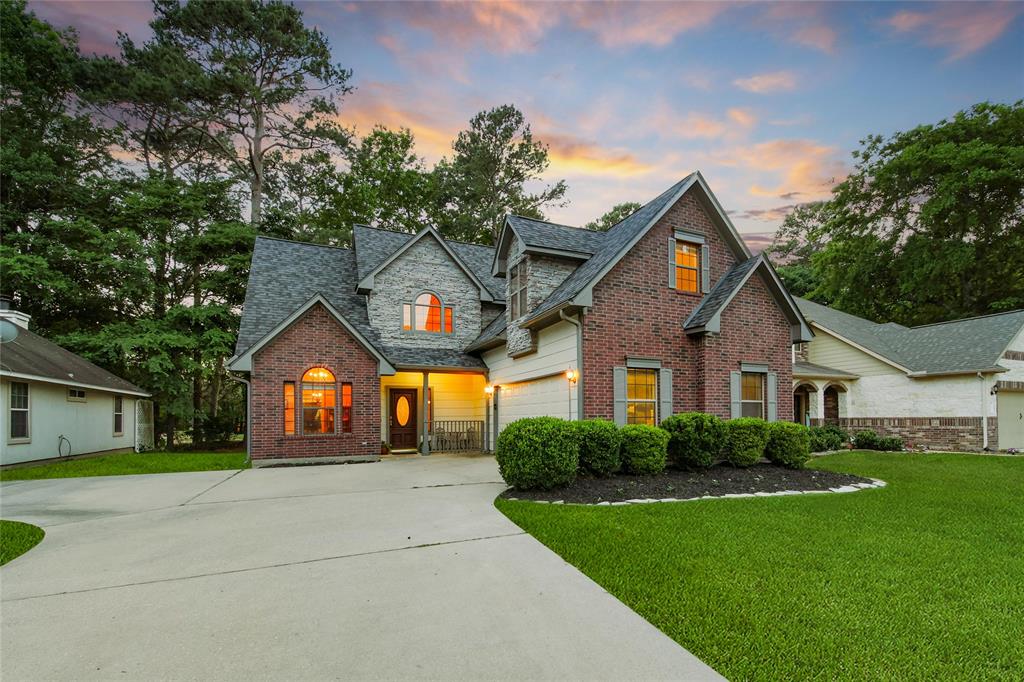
228,172 -> 812,466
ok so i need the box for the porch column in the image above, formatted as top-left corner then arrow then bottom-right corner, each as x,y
420,371 -> 430,455
815,381 -> 826,423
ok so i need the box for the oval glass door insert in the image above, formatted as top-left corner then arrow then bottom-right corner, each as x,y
396,395 -> 411,426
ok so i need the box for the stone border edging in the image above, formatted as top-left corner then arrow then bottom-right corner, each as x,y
507,478 -> 887,506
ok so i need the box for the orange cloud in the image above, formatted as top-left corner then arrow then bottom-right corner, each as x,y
791,25 -> 837,54
343,83 -> 459,161
541,132 -> 656,177
727,108 -> 757,129
394,0 -> 559,54
710,139 -> 846,201
566,1 -> 730,48
733,71 -> 798,94
884,2 -> 1021,61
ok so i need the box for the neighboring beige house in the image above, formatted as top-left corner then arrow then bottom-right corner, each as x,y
792,298 -> 1024,452
0,300 -> 152,465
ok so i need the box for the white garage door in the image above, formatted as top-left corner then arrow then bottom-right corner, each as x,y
998,391 -> 1024,450
497,376 -> 574,434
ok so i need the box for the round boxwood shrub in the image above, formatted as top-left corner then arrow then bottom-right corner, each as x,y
724,417 -> 770,467
878,436 -> 905,451
809,426 -> 840,452
574,419 -> 622,476
495,417 -> 581,490
660,412 -> 725,470
852,429 -> 882,450
619,424 -> 669,475
765,421 -> 811,469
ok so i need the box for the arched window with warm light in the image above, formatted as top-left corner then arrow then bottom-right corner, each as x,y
302,367 -> 337,434
402,292 -> 454,334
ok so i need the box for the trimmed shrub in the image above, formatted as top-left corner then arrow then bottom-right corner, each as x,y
809,424 -> 847,452
765,421 -> 811,469
852,430 -> 882,450
574,419 -> 622,476
619,425 -> 669,475
496,417 -> 580,490
878,436 -> 905,452
660,412 -> 725,470
724,418 -> 770,467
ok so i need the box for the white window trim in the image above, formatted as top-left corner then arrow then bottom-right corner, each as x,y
113,395 -> 124,437
68,387 -> 87,402
8,381 -> 31,444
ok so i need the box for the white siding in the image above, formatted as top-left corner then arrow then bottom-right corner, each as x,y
844,373 -> 993,419
379,371 -> 486,443
483,320 -> 580,444
1000,325 -> 1024,381
807,328 -> 902,376
1,378 -> 137,465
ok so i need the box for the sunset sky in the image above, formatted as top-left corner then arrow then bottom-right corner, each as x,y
30,1 -> 1024,248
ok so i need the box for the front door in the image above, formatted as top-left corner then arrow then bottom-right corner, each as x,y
390,389 -> 418,450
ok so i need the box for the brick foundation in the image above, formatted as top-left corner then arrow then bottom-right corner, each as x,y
581,191 -> 793,421
250,303 -> 381,463
814,416 -> 998,452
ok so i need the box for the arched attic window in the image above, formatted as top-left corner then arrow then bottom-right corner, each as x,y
402,292 -> 453,334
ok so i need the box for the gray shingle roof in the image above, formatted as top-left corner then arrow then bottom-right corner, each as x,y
684,256 -> 761,329
506,215 -> 606,255
465,313 -> 507,353
796,297 -> 1024,375
524,174 -> 696,323
352,224 -> 504,301
1,326 -> 148,395
235,236 -> 489,371
793,361 -> 859,379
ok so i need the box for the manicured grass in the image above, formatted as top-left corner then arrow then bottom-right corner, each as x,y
496,452 -> 1024,680
0,520 -> 45,565
0,451 -> 248,481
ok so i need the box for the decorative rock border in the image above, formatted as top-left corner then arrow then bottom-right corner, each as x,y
507,478 -> 887,506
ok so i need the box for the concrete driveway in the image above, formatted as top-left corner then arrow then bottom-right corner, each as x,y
1,455 -> 721,681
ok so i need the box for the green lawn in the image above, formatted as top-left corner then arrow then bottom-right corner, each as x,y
496,452 -> 1024,681
0,520 -> 45,565
0,450 -> 248,481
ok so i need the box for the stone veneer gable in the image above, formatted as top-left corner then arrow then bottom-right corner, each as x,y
367,234 -> 482,350
505,235 -> 581,357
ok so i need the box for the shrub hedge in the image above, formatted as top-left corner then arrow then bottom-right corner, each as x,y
724,418 -> 769,467
619,424 -> 669,475
495,417 -> 580,490
852,429 -> 882,450
574,419 -> 623,476
809,424 -> 847,452
660,412 -> 725,470
765,421 -> 811,469
878,436 -> 905,451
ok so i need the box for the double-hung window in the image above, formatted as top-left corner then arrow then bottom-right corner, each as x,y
509,260 -> 528,319
113,396 -> 124,436
403,293 -> 453,334
674,240 -> 701,293
626,368 -> 658,426
741,372 -> 765,418
9,381 -> 29,440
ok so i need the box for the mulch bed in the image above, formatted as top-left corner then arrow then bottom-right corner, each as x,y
500,463 -> 874,504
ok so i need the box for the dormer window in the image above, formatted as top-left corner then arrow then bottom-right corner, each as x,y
671,232 -> 709,294
509,260 -> 528,319
674,240 -> 700,292
403,292 -> 454,334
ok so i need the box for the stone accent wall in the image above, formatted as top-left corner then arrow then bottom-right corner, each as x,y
367,234 -> 482,350
581,190 -> 793,421
815,416 -> 996,452
505,238 -> 579,357
480,302 -> 504,331
795,341 -> 809,362
251,303 -> 380,462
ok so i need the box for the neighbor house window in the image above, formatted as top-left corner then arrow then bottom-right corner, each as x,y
674,240 -> 701,293
509,260 -> 528,319
9,381 -> 29,440
283,382 -> 295,435
741,372 -> 765,418
302,368 -> 336,434
68,388 -> 86,402
402,292 -> 453,334
113,396 -> 124,436
626,368 -> 657,426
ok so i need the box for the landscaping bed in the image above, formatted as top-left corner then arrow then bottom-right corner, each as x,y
500,462 -> 872,503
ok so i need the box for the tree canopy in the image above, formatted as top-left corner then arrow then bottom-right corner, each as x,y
585,202 -> 641,231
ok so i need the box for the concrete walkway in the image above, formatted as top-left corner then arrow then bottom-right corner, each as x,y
1,455 -> 721,681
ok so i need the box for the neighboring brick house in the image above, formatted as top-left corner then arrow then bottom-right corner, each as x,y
228,172 -> 813,465
792,298 -> 1024,452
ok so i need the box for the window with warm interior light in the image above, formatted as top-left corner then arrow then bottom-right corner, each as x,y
302,367 -> 336,434
341,383 -> 352,433
674,240 -> 700,293
509,260 -> 528,319
741,372 -> 765,418
626,368 -> 657,426
402,292 -> 453,334
283,382 -> 295,434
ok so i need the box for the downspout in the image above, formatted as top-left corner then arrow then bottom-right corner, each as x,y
560,309 -> 585,421
978,372 -> 989,450
227,371 -> 252,465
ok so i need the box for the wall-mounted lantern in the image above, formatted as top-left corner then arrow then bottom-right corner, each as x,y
565,369 -> 578,384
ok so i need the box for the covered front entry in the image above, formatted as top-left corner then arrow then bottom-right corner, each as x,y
381,371 -> 488,454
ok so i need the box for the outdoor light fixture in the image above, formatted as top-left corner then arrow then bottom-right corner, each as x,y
484,384 -> 494,395
565,369 -> 578,383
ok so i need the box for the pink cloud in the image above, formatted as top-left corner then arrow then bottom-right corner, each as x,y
755,2 -> 838,54
566,1 -> 730,49
733,71 -> 798,94
709,139 -> 846,202
884,2 -> 1022,61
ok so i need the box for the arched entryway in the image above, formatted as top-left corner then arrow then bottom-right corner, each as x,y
793,383 -> 817,426
823,384 -> 846,422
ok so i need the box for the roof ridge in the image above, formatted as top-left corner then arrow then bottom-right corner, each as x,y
508,214 -> 592,233
355,223 -> 497,250
256,234 -> 352,252
909,308 -> 1024,329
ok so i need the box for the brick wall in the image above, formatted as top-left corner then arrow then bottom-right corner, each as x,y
251,303 -> 381,461
817,416 -> 996,452
581,190 -> 794,421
